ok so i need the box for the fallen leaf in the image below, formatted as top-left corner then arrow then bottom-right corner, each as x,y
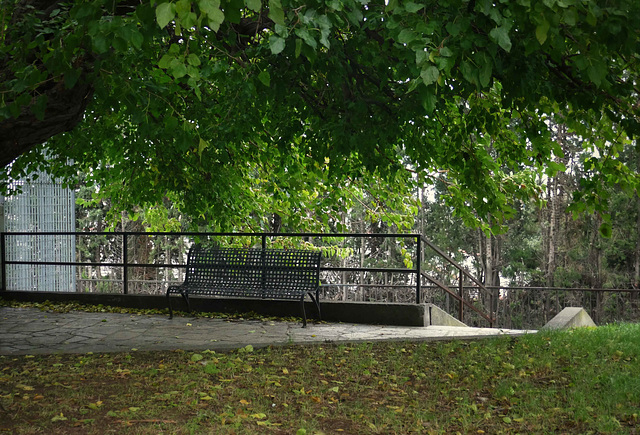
16,384 -> 34,391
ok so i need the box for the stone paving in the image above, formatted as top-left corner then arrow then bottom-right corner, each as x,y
0,307 -> 535,356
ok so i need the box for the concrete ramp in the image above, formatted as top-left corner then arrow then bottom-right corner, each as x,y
542,307 -> 596,330
424,303 -> 467,327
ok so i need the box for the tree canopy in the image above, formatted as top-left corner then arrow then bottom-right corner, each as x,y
2,0 -> 639,231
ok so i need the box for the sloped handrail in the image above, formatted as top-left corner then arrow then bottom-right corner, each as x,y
420,236 -> 495,326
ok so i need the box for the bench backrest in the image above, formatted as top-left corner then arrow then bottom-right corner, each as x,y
184,246 -> 321,299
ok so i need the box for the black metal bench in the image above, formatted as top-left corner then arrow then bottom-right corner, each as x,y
166,246 -> 322,327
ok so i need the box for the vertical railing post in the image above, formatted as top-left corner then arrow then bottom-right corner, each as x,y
122,233 -> 128,295
490,288 -> 494,327
416,236 -> 422,304
1,233 -> 6,292
260,233 -> 266,295
458,269 -> 464,322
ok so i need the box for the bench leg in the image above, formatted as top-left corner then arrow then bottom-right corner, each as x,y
167,288 -> 191,319
300,295 -> 307,328
309,290 -> 322,321
167,290 -> 174,319
300,291 -> 322,328
183,293 -> 191,314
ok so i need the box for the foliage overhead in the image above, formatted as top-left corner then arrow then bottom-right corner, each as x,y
1,0 -> 639,230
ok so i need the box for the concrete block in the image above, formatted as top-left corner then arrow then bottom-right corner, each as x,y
0,291 -> 473,327
1,291 -> 427,326
320,301 -> 426,326
424,303 -> 467,327
542,307 -> 596,330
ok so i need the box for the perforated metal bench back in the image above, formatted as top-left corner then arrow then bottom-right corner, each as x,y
183,246 -> 321,299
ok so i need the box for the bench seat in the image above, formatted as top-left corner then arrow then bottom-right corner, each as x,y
166,246 -> 321,326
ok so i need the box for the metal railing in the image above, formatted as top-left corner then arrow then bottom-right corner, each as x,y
0,231 -> 496,326
419,237 -> 495,326
491,286 -> 640,329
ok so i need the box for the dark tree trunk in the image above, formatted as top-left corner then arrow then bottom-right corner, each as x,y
1,0 -> 94,168
0,81 -> 93,167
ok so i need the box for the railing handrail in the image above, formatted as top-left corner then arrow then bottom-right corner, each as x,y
0,231 -> 423,238
0,231 -> 496,326
422,272 -> 495,325
420,235 -> 487,290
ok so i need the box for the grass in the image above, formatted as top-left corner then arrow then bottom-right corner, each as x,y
1,305 -> 640,434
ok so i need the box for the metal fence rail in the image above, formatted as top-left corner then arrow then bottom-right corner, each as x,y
2,231 -> 425,295
8,231 -> 599,328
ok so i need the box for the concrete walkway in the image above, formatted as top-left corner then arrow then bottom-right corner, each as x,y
0,307 -> 535,356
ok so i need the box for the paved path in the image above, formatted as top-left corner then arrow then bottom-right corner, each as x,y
0,307 -> 535,355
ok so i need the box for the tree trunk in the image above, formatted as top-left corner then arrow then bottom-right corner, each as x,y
1,0 -> 95,167
546,174 -> 560,288
635,145 -> 640,290
477,228 -> 501,315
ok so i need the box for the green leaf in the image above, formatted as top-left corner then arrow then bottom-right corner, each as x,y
171,63 -> 187,78
199,0 -> 219,16
245,0 -> 262,12
191,353 -> 204,362
158,54 -> 173,69
445,21 -> 461,36
200,0 -> 224,31
268,0 -> 285,26
420,65 -> 439,86
209,12 -> 225,31
439,47 -> 453,57
295,38 -> 302,58
198,138 -> 208,154
479,60 -> 492,87
536,19 -> 550,45
587,62 -> 607,87
397,29 -> 417,44
489,26 -> 511,52
269,35 -> 286,54
422,89 -> 437,113
295,28 -> 317,49
64,69 -> 81,89
113,37 -> 127,52
129,30 -> 144,50
187,53 -> 201,66
33,95 -> 48,121
563,8 -> 578,26
327,0 -> 343,11
156,2 -> 175,28
346,7 -> 363,24
92,34 -> 109,54
460,60 -> 478,86
404,2 -> 423,13
258,70 -> 271,87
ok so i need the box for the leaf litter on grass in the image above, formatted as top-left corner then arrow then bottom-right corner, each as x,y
1,319 -> 640,433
